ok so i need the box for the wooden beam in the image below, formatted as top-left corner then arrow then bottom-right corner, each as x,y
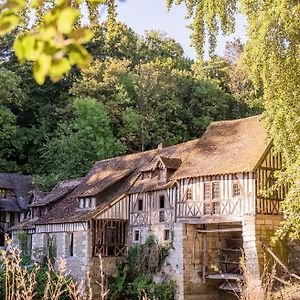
207,273 -> 244,280
261,241 -> 300,281
197,227 -> 242,233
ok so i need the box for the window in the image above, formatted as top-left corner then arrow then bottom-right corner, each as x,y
134,230 -> 140,242
233,183 -> 241,197
142,172 -> 151,180
0,213 -> 6,222
67,233 -> 74,257
204,183 -> 211,200
138,199 -> 143,211
0,189 -> 7,197
92,219 -> 128,257
158,168 -> 165,183
159,211 -> 165,222
212,202 -> 220,214
159,195 -> 165,209
85,198 -> 91,208
9,212 -> 14,224
79,197 -> 93,209
164,229 -> 170,241
212,182 -> 219,199
79,198 -> 84,208
187,188 -> 192,200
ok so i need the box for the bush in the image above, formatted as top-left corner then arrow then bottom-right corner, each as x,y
109,235 -> 175,300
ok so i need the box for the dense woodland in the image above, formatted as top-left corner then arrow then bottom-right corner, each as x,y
0,11 -> 259,189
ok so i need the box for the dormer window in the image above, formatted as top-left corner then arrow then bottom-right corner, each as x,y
142,172 -> 152,180
85,198 -> 91,208
79,197 -> 95,209
79,198 -> 85,208
0,189 -> 7,197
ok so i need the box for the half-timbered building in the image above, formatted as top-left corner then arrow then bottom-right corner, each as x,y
11,115 -> 289,299
0,173 -> 33,247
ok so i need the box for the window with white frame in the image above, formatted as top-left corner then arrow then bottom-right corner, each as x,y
79,197 -> 93,209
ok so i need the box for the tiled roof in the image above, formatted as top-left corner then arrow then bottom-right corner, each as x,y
0,173 -> 33,210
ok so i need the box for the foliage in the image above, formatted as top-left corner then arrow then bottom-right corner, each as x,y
71,54 -> 253,152
0,236 -> 85,300
0,0 -> 120,84
0,19 -> 257,190
109,235 -> 175,300
168,0 -> 300,239
36,96 -> 124,189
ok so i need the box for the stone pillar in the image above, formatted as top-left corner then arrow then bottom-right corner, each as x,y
31,233 -> 46,262
167,222 -> 185,299
242,217 -> 264,300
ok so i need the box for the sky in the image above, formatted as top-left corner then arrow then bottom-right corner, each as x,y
116,0 -> 248,60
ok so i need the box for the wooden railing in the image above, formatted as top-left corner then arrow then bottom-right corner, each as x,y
130,208 -> 174,225
93,244 -> 127,257
177,197 -> 255,219
130,211 -> 149,226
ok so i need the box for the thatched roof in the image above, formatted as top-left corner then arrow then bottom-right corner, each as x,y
12,115 -> 269,227
0,173 -> 33,211
173,115 -> 270,179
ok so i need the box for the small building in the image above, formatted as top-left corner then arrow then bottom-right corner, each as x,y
12,115 -> 289,299
0,173 -> 33,246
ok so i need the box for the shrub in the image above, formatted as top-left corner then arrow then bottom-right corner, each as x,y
109,235 -> 175,300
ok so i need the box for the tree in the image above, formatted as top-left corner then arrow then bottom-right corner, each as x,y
37,97 -> 124,189
0,67 -> 26,171
168,0 -> 300,239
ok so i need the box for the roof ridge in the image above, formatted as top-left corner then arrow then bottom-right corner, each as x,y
207,115 -> 261,127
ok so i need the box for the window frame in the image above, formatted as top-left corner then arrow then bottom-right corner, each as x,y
164,229 -> 171,241
134,230 -> 140,242
137,198 -> 143,211
186,188 -> 192,201
233,182 -> 241,197
159,195 -> 165,209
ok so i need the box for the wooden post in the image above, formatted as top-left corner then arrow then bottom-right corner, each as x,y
201,225 -> 207,283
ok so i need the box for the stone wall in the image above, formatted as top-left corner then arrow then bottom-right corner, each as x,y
30,230 -> 91,283
242,215 -> 287,299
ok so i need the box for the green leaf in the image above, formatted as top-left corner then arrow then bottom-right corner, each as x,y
0,14 -> 20,35
49,58 -> 71,82
30,0 -> 45,8
3,0 -> 26,10
33,54 -> 52,84
57,8 -> 79,34
69,44 -> 91,68
70,28 -> 94,44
